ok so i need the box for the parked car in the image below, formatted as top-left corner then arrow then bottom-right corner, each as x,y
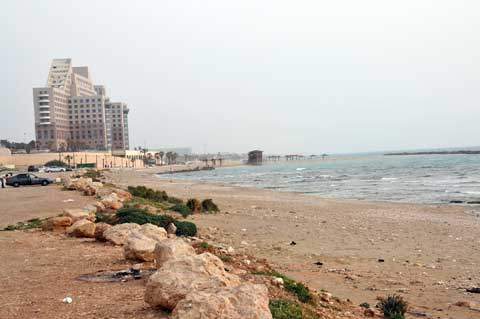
44,166 -> 67,172
6,173 -> 53,187
27,165 -> 40,172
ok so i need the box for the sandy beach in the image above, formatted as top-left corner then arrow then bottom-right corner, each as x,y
105,167 -> 480,319
0,167 -> 479,318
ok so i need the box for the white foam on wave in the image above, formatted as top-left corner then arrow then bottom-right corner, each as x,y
296,168 -> 307,171
381,177 -> 398,181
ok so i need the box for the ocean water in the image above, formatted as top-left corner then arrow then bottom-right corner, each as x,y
157,154 -> 480,204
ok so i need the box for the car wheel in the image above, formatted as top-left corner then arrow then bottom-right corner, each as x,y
13,182 -> 20,187
41,181 -> 48,186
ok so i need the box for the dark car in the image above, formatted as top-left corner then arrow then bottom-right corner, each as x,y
6,173 -> 53,187
27,165 -> 40,172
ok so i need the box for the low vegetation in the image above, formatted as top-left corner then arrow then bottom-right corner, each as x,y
186,198 -> 201,213
377,295 -> 408,319
2,218 -> 43,231
128,186 -> 169,202
170,203 -> 192,218
126,185 -> 220,217
115,207 -> 197,236
201,198 -> 219,212
82,169 -> 104,181
269,299 -> 303,319
253,271 -> 313,303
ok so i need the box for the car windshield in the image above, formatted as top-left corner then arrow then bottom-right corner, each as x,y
30,174 -> 38,178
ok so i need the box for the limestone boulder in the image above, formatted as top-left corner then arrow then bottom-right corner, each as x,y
166,223 -> 177,235
123,224 -> 168,261
63,208 -> 95,223
112,189 -> 133,202
42,216 -> 73,231
154,238 -> 195,268
171,283 -> 272,319
94,222 -> 112,241
66,219 -> 96,238
65,177 -> 92,191
103,223 -> 141,245
101,193 -> 123,210
92,201 -> 106,213
139,223 -> 168,242
145,253 -> 241,310
124,231 -> 158,261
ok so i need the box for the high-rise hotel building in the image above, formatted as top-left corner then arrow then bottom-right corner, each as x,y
33,58 -> 130,151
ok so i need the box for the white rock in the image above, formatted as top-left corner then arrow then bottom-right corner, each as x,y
145,253 -> 241,310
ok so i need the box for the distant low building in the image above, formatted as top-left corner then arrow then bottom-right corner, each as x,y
247,150 -> 263,165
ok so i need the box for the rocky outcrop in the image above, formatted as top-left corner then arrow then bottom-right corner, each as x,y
41,216 -> 73,231
112,189 -> 133,202
94,222 -> 112,241
171,283 -> 272,319
138,223 -> 168,242
101,193 -> 123,210
154,238 -> 195,267
63,208 -> 96,223
66,219 -> 96,238
124,224 -> 168,262
166,223 -> 177,235
64,177 -> 102,196
103,223 -> 141,245
145,253 -> 241,310
124,231 -> 158,262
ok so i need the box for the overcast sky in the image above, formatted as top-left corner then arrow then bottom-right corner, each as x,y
1,1 -> 479,154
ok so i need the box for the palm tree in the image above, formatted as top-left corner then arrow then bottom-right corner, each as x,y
64,155 -> 73,167
172,152 -> 178,164
165,152 -> 172,165
159,151 -> 165,165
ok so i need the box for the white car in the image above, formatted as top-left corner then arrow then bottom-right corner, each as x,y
44,166 -> 67,172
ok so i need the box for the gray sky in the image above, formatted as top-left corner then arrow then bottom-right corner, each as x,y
2,0 -> 479,154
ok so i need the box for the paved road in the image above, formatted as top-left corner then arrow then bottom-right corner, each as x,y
0,184 -> 92,227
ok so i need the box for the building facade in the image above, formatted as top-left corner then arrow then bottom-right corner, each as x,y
33,59 -> 130,151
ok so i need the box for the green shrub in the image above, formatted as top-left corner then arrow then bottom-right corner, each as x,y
45,160 -> 68,167
377,295 -> 408,319
83,169 -> 103,180
186,198 -> 201,212
174,221 -> 197,236
219,255 -> 232,263
116,207 -> 175,228
253,271 -> 313,303
360,302 -> 370,308
127,185 -> 168,202
115,207 -> 197,236
200,241 -> 210,249
269,299 -> 303,319
170,203 -> 192,218
2,218 -> 43,231
95,213 -> 116,224
201,198 -> 219,212
167,196 -> 183,205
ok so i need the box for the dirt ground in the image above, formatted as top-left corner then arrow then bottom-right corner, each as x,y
106,168 -> 480,319
0,180 -> 92,228
0,230 -> 166,319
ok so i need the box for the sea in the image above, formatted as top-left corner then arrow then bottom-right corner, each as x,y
156,152 -> 480,205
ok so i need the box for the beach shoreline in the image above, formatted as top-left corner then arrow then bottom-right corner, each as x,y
105,167 -> 480,318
